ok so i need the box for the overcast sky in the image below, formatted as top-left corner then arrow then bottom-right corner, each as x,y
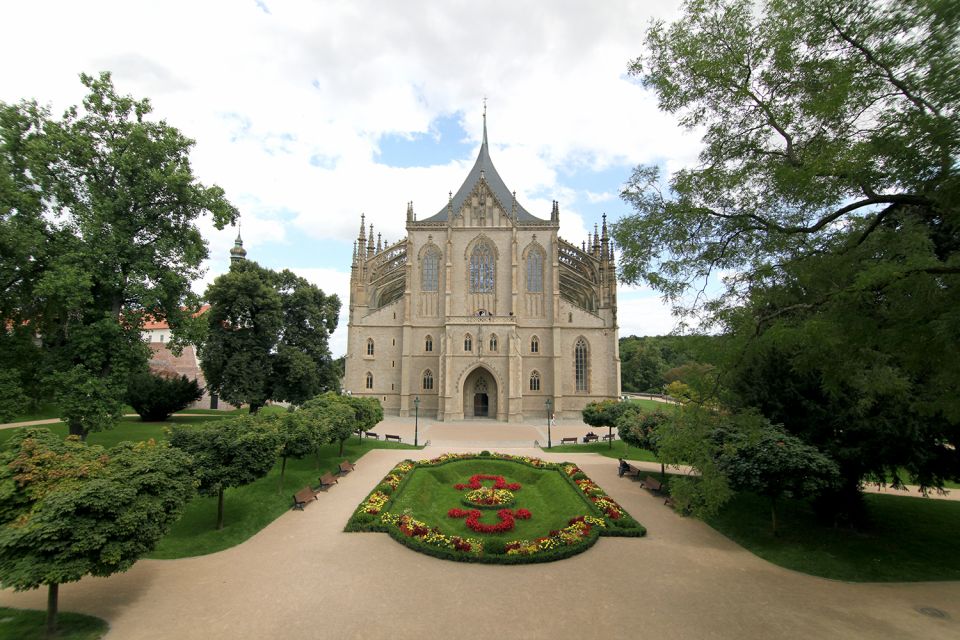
1,0 -> 703,356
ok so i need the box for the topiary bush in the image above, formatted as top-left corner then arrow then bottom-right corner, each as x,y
126,371 -> 203,421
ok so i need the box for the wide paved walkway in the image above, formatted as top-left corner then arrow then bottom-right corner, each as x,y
0,441 -> 957,639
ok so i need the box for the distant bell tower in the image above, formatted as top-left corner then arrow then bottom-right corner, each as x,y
229,229 -> 247,264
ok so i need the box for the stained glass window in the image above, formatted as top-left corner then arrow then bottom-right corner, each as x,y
575,338 -> 588,392
527,249 -> 544,292
529,371 -> 540,391
469,241 -> 495,293
422,248 -> 440,291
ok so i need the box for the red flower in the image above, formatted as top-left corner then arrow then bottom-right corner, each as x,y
452,474 -> 522,491
515,509 -> 532,520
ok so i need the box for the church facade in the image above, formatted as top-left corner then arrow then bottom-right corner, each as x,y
344,119 -> 620,421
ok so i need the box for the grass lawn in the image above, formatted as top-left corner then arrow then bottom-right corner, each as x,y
0,607 -> 108,640
705,491 -> 960,582
148,438 -> 420,559
388,459 -> 595,542
547,440 -> 658,462
0,414 -> 231,446
172,405 -> 290,417
624,398 -> 677,412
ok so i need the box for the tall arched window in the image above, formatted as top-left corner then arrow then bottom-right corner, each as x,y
464,333 -> 473,352
575,338 -> 589,392
365,372 -> 373,389
529,370 -> 540,391
526,249 -> 544,292
421,247 -> 440,291
469,241 -> 495,293
489,334 -> 498,352
366,338 -> 374,356
422,369 -> 434,390
530,335 -> 539,353
425,335 -> 433,352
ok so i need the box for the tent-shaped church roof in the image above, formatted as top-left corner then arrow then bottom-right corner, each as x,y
420,115 -> 543,223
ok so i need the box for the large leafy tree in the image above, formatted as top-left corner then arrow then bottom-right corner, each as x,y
0,429 -> 195,635
0,72 -> 237,437
200,260 -> 340,413
302,392 -> 358,457
614,0 -> 959,515
168,416 -> 280,530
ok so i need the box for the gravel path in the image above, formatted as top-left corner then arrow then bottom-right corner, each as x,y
1,440 -> 957,639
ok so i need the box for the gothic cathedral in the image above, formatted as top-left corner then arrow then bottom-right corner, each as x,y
344,117 -> 620,421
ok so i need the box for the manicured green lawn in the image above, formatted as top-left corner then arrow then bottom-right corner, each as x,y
547,440 -> 658,462
706,491 -> 960,582
0,415 -> 230,446
148,438 -> 419,559
0,607 -> 108,640
388,459 -> 594,542
624,398 -> 676,412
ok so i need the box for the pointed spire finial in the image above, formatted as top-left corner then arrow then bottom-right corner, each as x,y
230,224 -> 247,263
482,97 -> 488,148
376,232 -> 382,253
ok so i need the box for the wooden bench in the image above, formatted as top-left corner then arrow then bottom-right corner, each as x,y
317,472 -> 339,491
642,475 -> 663,493
583,434 -> 599,443
560,436 -> 578,445
338,460 -> 356,475
602,433 -> 616,441
384,434 -> 401,442
620,463 -> 643,480
364,432 -> 379,439
292,486 -> 317,510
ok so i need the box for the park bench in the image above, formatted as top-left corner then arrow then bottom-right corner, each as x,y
317,472 -> 339,491
602,433 -> 616,441
338,460 -> 356,475
642,475 -> 663,493
292,486 -> 317,510
385,434 -> 402,442
560,436 -> 578,445
583,433 -> 599,443
620,463 -> 643,480
365,432 -> 379,439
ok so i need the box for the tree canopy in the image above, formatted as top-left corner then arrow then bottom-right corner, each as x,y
0,428 -> 195,634
200,260 -> 340,413
168,416 -> 280,530
0,72 -> 237,436
613,0 -> 960,518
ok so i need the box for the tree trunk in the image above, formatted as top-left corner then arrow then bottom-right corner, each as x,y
771,499 -> 778,536
46,583 -> 59,638
278,456 -> 287,493
660,462 -> 665,482
249,403 -> 261,414
338,438 -> 344,457
217,487 -> 225,530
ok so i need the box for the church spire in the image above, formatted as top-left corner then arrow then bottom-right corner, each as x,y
229,226 -> 247,264
367,225 -> 375,256
482,97 -> 488,149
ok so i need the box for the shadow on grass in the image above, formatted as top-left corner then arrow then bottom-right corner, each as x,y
0,606 -> 108,640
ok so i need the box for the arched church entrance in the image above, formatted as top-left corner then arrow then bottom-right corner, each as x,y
463,366 -> 498,419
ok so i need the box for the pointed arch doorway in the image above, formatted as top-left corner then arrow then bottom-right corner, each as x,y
463,366 -> 498,419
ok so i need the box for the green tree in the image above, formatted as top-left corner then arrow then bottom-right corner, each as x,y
272,411 -> 316,491
200,261 -> 340,413
346,395 -> 383,444
168,416 -> 280,530
0,72 -> 236,438
614,0 -> 960,517
617,406 -> 670,477
126,372 -> 203,422
0,429 -> 194,636
715,418 -> 839,534
582,399 -> 627,449
619,337 -> 666,392
654,405 -> 733,518
302,392 -> 357,457
0,370 -> 28,423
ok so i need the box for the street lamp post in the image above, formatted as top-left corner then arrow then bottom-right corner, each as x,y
545,398 -> 552,449
414,396 -> 420,447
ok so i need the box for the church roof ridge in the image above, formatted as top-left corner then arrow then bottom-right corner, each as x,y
420,113 -> 543,223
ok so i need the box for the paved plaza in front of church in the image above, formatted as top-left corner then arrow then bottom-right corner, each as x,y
1,418 -> 957,639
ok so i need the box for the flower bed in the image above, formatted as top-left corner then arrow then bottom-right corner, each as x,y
345,452 -> 645,564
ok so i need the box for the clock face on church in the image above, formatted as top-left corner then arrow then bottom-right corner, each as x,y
345,116 -> 619,422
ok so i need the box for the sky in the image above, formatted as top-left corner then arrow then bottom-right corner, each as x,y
1,0 -> 704,357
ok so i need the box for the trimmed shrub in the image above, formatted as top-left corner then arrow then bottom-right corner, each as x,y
126,371 -> 203,421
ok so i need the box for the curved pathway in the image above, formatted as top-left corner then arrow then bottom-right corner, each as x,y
1,444 -> 957,639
